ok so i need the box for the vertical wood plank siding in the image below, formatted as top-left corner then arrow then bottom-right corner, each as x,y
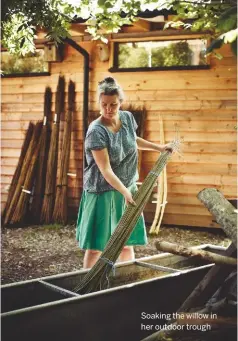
1,41 -> 237,227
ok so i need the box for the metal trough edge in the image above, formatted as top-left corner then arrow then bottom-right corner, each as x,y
1,263 -> 214,318
38,280 -> 80,297
135,261 -> 181,273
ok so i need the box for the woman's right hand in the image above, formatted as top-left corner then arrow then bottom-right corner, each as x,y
123,188 -> 136,206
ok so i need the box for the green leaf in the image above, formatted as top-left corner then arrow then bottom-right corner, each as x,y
17,23 -> 25,32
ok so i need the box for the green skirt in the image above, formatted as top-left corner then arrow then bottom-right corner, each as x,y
76,183 -> 147,251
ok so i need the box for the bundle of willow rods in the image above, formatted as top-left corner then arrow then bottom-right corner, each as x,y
52,80 -> 75,224
4,122 -> 42,226
11,122 -> 44,224
30,87 -> 52,223
2,122 -> 34,224
74,148 -> 175,294
41,76 -> 65,224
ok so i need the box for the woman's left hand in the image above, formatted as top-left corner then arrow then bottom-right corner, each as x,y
159,143 -> 174,153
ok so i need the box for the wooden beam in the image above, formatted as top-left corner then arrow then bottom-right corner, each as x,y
133,18 -> 150,32
69,23 -> 86,36
155,241 -> 237,267
30,29 -> 210,45
111,29 -> 211,42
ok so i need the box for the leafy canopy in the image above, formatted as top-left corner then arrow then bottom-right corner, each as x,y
1,0 -> 237,56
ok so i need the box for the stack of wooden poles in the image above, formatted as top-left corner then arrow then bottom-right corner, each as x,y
3,76 -> 75,227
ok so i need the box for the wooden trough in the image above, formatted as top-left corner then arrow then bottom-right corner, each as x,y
1,244 -> 228,341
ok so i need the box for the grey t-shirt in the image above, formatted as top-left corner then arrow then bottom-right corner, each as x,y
84,110 -> 139,193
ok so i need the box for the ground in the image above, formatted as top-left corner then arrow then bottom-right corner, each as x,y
1,224 -> 231,285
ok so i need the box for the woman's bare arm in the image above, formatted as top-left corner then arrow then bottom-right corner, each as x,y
91,148 -> 135,205
136,137 -> 173,152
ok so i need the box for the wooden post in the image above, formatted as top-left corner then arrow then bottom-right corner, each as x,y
197,188 -> 237,247
155,241 -> 237,266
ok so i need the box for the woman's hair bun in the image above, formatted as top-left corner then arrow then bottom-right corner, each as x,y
97,76 -> 124,102
104,77 -> 116,84
99,77 -> 116,86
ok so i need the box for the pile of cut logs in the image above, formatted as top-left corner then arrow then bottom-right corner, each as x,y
142,188 -> 237,341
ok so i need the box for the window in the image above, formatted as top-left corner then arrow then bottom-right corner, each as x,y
1,48 -> 49,77
110,39 -> 209,72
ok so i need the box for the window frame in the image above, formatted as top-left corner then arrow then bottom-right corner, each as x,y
109,38 -> 210,73
1,47 -> 50,78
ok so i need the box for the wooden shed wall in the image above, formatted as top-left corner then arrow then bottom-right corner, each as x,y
1,40 -> 237,228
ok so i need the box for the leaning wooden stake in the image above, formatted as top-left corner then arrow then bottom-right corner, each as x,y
4,122 -> 42,225
149,115 -> 167,234
197,188 -> 237,247
154,116 -> 168,234
52,80 -> 75,224
149,174 -> 164,233
155,241 -> 237,266
30,87 -> 52,223
154,165 -> 167,234
40,76 -> 65,224
10,122 -> 43,224
2,122 -> 34,223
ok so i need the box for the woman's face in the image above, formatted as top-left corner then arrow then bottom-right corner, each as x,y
99,94 -> 121,120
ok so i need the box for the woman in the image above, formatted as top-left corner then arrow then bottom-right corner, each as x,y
76,77 -> 172,268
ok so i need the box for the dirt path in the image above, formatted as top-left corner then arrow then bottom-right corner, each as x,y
1,224 -> 230,284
